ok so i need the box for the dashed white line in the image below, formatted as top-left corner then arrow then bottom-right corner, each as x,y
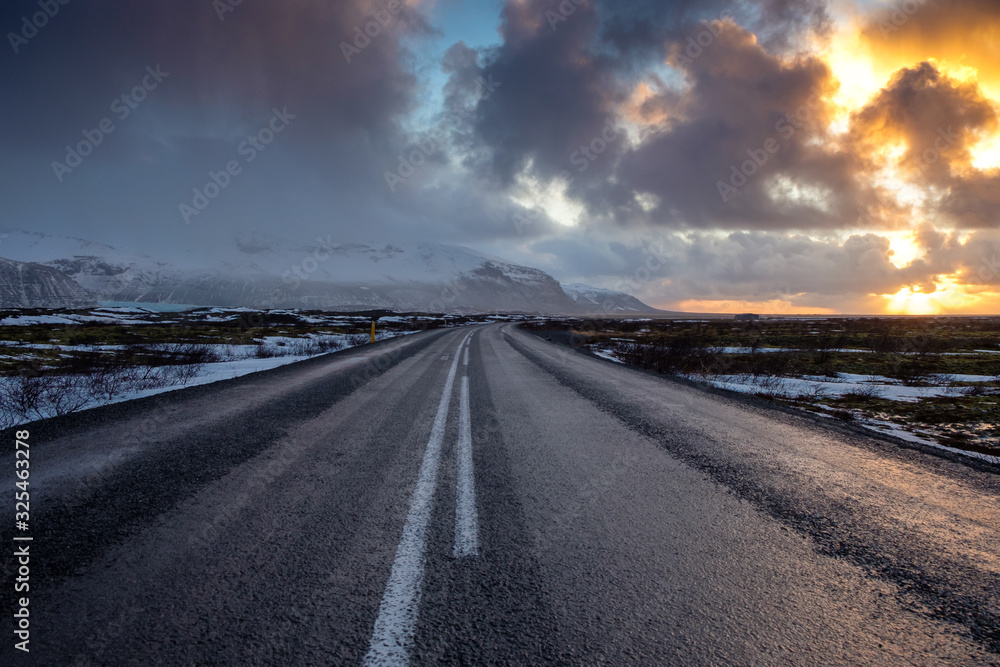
453,375 -> 479,557
364,332 -> 471,666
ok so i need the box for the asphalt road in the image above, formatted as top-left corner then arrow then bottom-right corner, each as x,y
2,323 -> 999,665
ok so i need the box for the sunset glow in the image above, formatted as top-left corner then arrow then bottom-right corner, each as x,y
792,5 -> 1000,314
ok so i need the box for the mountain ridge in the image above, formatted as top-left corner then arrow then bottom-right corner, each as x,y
0,230 -> 662,315
0,256 -> 96,309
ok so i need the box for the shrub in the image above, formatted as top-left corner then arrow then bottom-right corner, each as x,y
843,384 -> 884,400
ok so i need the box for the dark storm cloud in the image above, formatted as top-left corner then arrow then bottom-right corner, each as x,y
0,0 -> 427,146
597,0 -> 830,62
460,0 -> 625,189
0,0 -> 463,256
455,0 -> 865,233
2,0 -> 995,311
619,19 -> 861,231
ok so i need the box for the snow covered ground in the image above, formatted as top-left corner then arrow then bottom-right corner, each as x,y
857,419 -> 999,465
584,341 -> 999,465
689,372 -> 995,402
0,330 -> 418,427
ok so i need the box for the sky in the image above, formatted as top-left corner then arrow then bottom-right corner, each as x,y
1,0 -> 1000,314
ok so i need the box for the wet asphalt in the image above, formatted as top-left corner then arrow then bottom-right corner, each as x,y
2,323 -> 998,665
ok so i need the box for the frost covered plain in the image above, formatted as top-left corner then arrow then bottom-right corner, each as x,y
0,305 -> 518,428
527,317 -> 1000,464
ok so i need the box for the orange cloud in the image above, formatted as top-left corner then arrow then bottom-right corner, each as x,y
859,0 -> 1000,101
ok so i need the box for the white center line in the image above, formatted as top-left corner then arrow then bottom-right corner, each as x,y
453,374 -> 479,557
364,332 -> 471,666
462,343 -> 469,366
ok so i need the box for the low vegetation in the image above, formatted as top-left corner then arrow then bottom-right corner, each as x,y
0,306 -> 499,428
525,316 -> 1000,463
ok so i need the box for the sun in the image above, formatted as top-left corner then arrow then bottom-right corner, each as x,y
971,132 -> 1000,172
882,278 -> 985,315
884,232 -> 923,268
885,287 -> 941,315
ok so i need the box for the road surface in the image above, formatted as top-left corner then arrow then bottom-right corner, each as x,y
2,323 -> 999,665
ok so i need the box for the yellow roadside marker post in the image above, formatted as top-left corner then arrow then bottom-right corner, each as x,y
370,319 -> 376,343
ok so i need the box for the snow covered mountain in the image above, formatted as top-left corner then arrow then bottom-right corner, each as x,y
0,231 -> 585,313
0,231 -> 181,300
0,230 -> 663,314
563,283 -> 658,314
0,257 -> 95,309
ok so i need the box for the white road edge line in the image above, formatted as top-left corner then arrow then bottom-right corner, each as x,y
364,331 -> 471,666
453,374 -> 479,557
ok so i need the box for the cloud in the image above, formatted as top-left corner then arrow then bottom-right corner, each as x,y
617,19 -> 863,231
849,63 -> 997,180
598,0 -> 831,61
457,3 -> 862,233
848,61 -> 1000,228
860,0 -> 1000,99
0,0 -> 451,256
494,225 -> 951,312
3,0 -> 999,313
458,0 -> 624,189
915,227 -> 1000,287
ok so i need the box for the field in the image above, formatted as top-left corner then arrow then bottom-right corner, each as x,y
525,317 -> 1000,464
0,305 -> 507,428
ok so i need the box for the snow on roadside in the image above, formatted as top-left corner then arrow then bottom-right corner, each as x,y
0,331 -> 419,426
95,355 -> 320,407
591,348 -> 624,364
857,419 -> 1000,465
0,314 -> 82,325
0,313 -> 157,325
586,340 -> 998,465
691,373 -> 983,402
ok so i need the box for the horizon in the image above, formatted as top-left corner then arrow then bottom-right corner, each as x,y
2,1 -> 1000,315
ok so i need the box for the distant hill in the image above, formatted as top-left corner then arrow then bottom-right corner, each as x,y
0,230 -> 660,315
0,256 -> 95,309
562,283 -> 665,315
